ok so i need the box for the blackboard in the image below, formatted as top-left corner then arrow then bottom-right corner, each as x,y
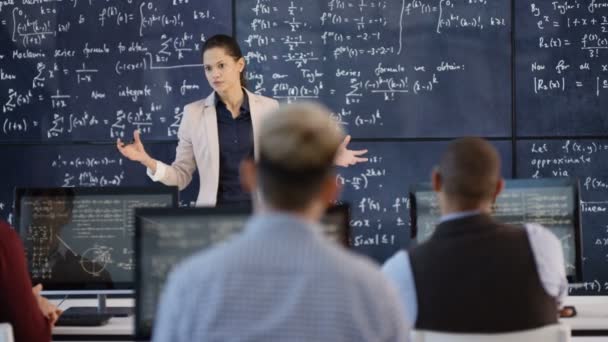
1,0 -> 608,297
0,1 -> 230,141
235,0 -> 608,295
0,143 -> 199,222
515,1 -> 608,136
236,0 -> 512,138
518,140 -> 608,295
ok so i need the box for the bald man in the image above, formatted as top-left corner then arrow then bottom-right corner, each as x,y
383,137 -> 567,333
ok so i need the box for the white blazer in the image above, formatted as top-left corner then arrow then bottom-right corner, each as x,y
147,89 -> 279,206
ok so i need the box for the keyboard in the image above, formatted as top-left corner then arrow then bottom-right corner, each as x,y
56,313 -> 112,326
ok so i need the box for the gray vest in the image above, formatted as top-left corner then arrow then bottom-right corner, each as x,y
409,214 -> 558,332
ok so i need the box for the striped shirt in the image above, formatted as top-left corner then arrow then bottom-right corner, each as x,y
153,212 -> 409,342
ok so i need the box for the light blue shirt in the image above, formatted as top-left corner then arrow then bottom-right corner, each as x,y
382,212 -> 568,327
153,212 -> 410,342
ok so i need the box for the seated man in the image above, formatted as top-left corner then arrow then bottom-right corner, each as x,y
153,102 -> 409,341
383,137 -> 567,333
0,220 -> 62,342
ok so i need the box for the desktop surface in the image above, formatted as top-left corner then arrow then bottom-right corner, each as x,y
49,297 -> 608,340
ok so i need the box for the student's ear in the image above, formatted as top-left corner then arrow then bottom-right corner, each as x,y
431,167 -> 442,193
239,158 -> 257,194
493,178 -> 505,202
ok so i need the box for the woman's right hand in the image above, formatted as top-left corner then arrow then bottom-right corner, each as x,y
117,130 -> 150,163
32,284 -> 62,326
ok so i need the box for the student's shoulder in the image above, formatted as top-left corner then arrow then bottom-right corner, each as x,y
0,222 -> 27,270
523,222 -> 564,261
328,248 -> 405,315
381,250 -> 409,273
329,247 -> 394,288
0,221 -> 20,249
169,239 -> 239,284
524,222 -> 562,245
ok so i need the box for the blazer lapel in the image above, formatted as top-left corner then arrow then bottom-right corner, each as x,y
202,92 -> 220,183
245,88 -> 262,158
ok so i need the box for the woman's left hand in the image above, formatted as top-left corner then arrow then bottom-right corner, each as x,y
335,135 -> 368,167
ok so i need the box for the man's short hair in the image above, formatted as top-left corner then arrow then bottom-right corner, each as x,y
257,102 -> 344,210
438,137 -> 501,206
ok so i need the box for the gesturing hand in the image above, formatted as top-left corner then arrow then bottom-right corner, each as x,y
117,130 -> 150,163
335,135 -> 368,167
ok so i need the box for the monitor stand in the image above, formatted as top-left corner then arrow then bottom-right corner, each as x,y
62,294 -> 133,317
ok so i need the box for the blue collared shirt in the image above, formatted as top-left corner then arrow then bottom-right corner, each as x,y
381,212 -> 568,328
215,92 -> 253,205
439,210 -> 482,223
153,212 -> 410,342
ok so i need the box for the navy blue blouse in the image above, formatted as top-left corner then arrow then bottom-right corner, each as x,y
214,92 -> 253,206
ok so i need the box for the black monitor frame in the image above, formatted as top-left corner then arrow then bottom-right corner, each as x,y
323,204 -> 351,247
14,186 -> 178,294
409,178 -> 583,283
134,204 -> 350,339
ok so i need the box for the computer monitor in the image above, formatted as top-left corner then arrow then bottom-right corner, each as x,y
134,205 -> 350,339
15,187 -> 178,315
410,178 -> 583,282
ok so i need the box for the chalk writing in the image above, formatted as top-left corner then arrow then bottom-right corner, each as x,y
237,0 -> 511,138
0,1 -> 230,141
519,140 -> 608,294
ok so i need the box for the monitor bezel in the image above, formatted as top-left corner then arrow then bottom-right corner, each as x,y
409,178 -> 583,283
14,186 -> 178,294
134,206 -> 252,340
134,204 -> 350,339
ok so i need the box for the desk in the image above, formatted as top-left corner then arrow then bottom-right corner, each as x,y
51,296 -> 608,341
52,298 -> 134,341
561,296 -> 608,336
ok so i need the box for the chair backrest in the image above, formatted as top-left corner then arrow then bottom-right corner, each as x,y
0,323 -> 14,342
411,324 -> 571,342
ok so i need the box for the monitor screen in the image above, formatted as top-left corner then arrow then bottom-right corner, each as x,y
15,187 -> 177,293
134,205 -> 350,339
410,178 -> 582,282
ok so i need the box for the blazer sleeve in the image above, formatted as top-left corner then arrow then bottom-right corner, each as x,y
0,223 -> 52,342
147,105 -> 198,191
269,98 -> 279,110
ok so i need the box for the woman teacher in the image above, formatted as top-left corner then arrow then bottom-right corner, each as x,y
117,34 -> 367,207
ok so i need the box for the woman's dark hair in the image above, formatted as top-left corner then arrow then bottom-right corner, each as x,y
202,34 -> 246,87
